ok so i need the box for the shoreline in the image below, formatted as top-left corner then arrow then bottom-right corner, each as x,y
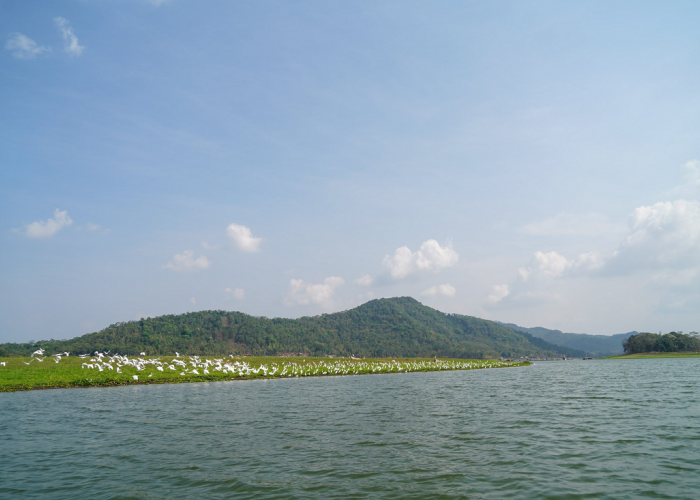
603,352 -> 700,359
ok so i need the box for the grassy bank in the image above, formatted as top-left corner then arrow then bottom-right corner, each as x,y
0,355 -> 528,392
604,352 -> 700,359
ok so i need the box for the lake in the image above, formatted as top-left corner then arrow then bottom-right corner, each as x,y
1,359 -> 699,499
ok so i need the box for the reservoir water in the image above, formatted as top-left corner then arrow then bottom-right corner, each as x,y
1,359 -> 699,499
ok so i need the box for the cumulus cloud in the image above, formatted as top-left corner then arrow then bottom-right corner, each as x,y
383,239 -> 458,279
422,284 -> 456,298
163,250 -> 210,271
517,251 -> 604,281
487,284 -> 510,304
25,209 -> 73,239
604,199 -> 700,274
519,212 -> 625,237
225,287 -> 245,300
54,17 -> 84,57
355,274 -> 374,286
487,250 -> 603,307
5,33 -> 50,59
226,223 -> 262,252
285,277 -> 344,308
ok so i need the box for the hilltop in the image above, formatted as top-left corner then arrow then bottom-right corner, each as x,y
0,297 -> 584,359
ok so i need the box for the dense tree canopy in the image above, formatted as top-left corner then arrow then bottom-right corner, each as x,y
1,297 -> 584,358
622,332 -> 700,354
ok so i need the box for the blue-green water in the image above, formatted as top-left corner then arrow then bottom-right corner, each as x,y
1,359 -> 699,499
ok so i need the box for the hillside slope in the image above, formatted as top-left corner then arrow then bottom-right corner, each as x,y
1,297 -> 584,358
503,323 -> 636,357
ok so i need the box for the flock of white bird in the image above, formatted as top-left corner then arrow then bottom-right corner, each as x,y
15,348 -> 71,365
1,348 -> 516,381
78,354 -> 513,380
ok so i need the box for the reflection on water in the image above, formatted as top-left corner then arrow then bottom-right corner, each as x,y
1,360 -> 699,499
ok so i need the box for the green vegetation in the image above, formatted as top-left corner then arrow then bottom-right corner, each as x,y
0,354 -> 528,392
622,331 -> 700,354
605,352 -> 700,359
504,323 -> 635,357
0,297 -> 582,359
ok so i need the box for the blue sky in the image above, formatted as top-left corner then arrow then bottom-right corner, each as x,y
2,0 -> 700,343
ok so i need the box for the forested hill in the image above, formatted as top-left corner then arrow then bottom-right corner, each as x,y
503,323 -> 636,357
0,297 -> 584,359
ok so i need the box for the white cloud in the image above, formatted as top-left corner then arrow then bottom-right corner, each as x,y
355,274 -> 374,286
225,287 -> 245,300
605,199 -> 700,274
518,251 -> 604,281
5,33 -> 51,59
487,250 -> 602,308
201,241 -> 219,250
382,239 -> 458,279
226,223 -> 262,252
422,283 -> 456,298
285,277 -> 344,308
190,297 -> 196,304
25,209 -> 73,239
54,17 -> 84,57
86,222 -> 101,231
519,212 -> 625,237
163,250 -> 210,271
487,284 -> 510,304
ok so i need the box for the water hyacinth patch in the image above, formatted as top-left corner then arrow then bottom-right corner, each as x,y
0,353 -> 528,392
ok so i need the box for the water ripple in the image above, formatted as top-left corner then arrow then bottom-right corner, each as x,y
1,359 -> 700,498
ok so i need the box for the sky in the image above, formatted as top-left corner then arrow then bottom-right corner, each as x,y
1,0 -> 700,343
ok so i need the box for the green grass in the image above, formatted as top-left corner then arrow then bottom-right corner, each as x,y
604,352 -> 700,359
0,355 -> 529,392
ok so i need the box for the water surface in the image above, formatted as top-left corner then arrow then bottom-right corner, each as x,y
1,360 -> 699,499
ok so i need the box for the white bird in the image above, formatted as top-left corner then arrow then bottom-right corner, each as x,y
132,375 -> 138,381
175,352 -> 180,357
0,362 -> 6,367
140,352 -> 146,356
35,357 -> 45,362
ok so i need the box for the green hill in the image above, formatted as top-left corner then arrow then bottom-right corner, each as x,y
0,297 -> 584,359
502,323 -> 636,357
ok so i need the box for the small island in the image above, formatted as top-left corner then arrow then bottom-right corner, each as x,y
606,331 -> 700,358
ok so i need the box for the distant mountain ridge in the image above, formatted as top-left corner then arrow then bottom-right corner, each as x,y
502,323 -> 636,357
1,297 -> 584,359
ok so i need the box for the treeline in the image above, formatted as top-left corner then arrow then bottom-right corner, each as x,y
1,297 -> 584,359
622,332 -> 700,354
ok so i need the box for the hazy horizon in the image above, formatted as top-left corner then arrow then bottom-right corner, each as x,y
2,1 -> 699,343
